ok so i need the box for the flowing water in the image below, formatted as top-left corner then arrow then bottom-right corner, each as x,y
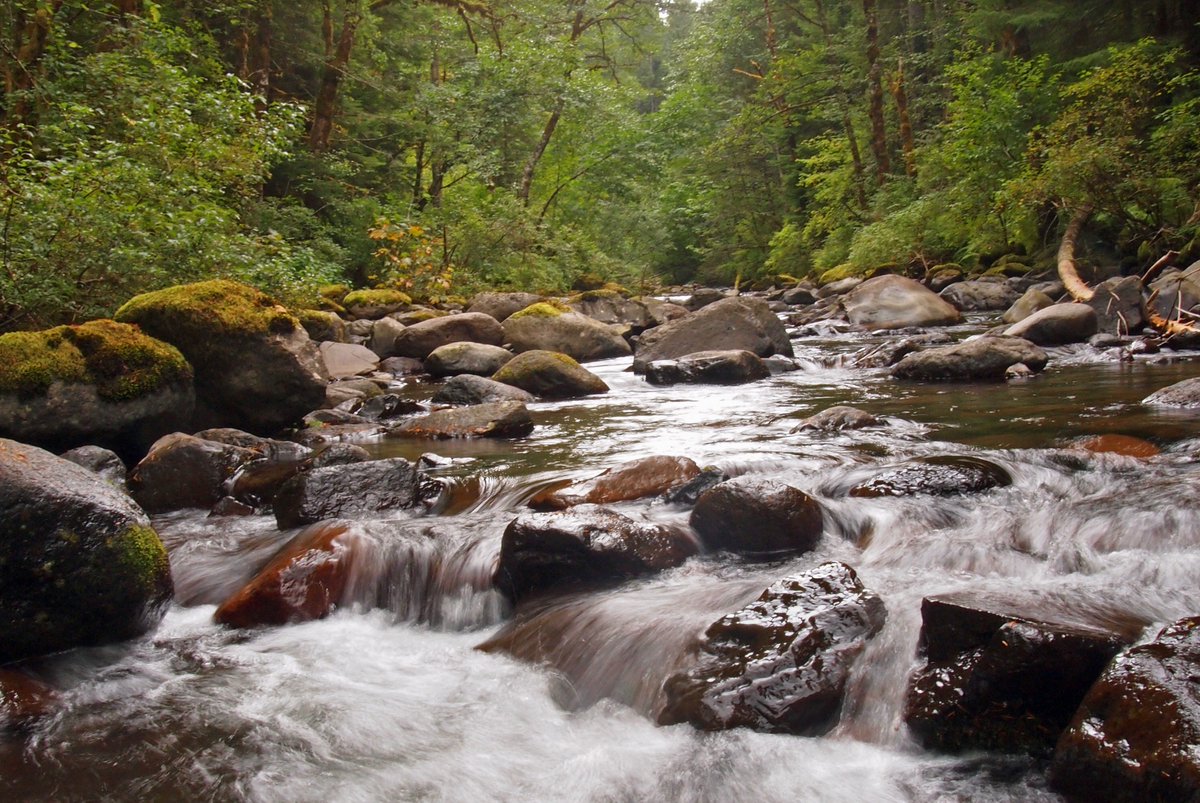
6,316 -> 1200,801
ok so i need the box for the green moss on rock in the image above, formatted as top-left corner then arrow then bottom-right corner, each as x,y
343,289 -> 412,309
112,524 -> 172,600
819,264 -> 869,285
0,319 -> 192,401
509,300 -> 572,320
319,284 -> 351,303
115,279 -> 299,340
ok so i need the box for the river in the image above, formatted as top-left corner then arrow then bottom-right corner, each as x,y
4,315 -> 1200,801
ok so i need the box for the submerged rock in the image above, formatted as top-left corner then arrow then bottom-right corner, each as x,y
115,280 -> 329,434
491,350 -> 609,399
1050,615 -> 1200,802
658,562 -> 886,734
790,405 -> 882,432
892,336 -> 1048,381
0,670 -> 59,732
644,350 -> 770,386
0,439 -> 173,664
848,455 -> 1012,498
633,296 -> 793,372
690,476 -> 823,557
905,590 -> 1143,757
273,457 -> 423,529
391,401 -> 534,440
843,275 -> 963,330
493,506 -> 699,603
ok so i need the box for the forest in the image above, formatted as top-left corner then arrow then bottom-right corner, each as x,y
3,0 -> 1199,330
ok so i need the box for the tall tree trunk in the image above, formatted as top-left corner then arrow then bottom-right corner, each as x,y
863,0 -> 890,183
2,1 -> 64,133
309,1 -> 361,153
891,58 -> 916,178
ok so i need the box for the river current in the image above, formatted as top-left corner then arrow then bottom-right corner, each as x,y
5,315 -> 1200,801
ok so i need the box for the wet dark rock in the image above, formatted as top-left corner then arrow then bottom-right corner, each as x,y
658,562 -> 886,734
391,401 -> 534,440
229,452 -> 313,508
273,457 -> 423,529
892,336 -> 1048,381
532,455 -> 702,510
319,341 -> 380,379
644,350 -> 770,386
192,428 -> 278,452
690,476 -> 824,557
355,394 -> 426,422
1086,276 -> 1146,335
502,308 -> 632,362
0,670 -> 59,732
782,285 -> 817,306
214,522 -> 362,627
432,374 -> 535,406
59,445 -> 127,488
843,275 -> 963,330
310,443 -> 371,467
1145,377 -> 1200,408
425,342 -> 514,377
684,288 -> 731,310
662,468 -> 729,507
466,291 -> 545,322
1148,269 -> 1200,324
391,313 -> 505,360
939,279 -> 1020,312
378,356 -> 427,377
114,280 -> 329,434
493,506 -> 699,603
1071,434 -> 1160,459
633,296 -> 794,373
209,496 -> 255,517
790,405 -> 882,433
1002,288 -> 1055,324
1050,615 -> 1200,803
906,591 -> 1143,757
290,421 -> 387,449
848,455 -> 1012,498
491,350 -> 609,399
1002,303 -> 1098,345
0,439 -> 172,664
128,433 -> 259,513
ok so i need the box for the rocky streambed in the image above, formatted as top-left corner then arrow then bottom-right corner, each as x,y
4,277 -> 1200,801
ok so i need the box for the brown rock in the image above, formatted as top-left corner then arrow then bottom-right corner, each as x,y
1073,434 -> 1160,459
128,433 -> 259,513
690,476 -> 823,557
533,455 -> 702,510
0,670 -> 58,732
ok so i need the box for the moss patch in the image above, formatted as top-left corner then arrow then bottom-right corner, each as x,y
818,264 -> 870,285
110,524 -> 172,600
509,300 -> 572,320
343,289 -> 412,309
115,279 -> 299,340
319,284 -> 351,304
0,319 -> 192,401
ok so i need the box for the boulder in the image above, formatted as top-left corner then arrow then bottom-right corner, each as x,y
467,291 -> 545,322
658,562 -> 886,733
378,356 -> 426,377
59,445 -> 127,488
273,457 -> 424,529
391,312 -> 505,360
1148,269 -> 1200,323
842,275 -> 963,330
782,285 -> 818,306
938,279 -> 1020,312
892,336 -> 1048,381
850,332 -> 955,368
318,341 -> 380,379
1050,615 -> 1200,802
342,289 -> 411,320
390,401 -> 534,440
1085,276 -> 1146,335
431,374 -> 535,406
0,670 -> 59,732
1002,288 -> 1055,324
848,456 -> 1012,498
355,394 -> 425,422
425,342 -> 514,377
690,476 -> 823,557
0,439 -> 173,664
492,506 -> 699,603
906,591 -> 1143,757
644,350 -> 771,386
684,288 -> 730,310
1145,377 -> 1200,408
1002,303 -> 1098,345
789,405 -> 882,432
568,291 -> 654,332
213,522 -> 362,628
296,309 -> 347,343
128,433 -> 259,513
367,317 -> 406,358
633,297 -> 794,372
1072,434 -> 1160,458
114,280 -> 329,434
0,319 -> 194,459
502,305 -> 632,362
491,350 -> 609,399
639,298 -> 691,328
532,455 -> 702,510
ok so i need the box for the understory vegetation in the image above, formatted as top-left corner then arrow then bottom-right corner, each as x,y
2,0 -> 1198,329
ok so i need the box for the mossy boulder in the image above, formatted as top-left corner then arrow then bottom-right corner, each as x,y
491,350 -> 609,399
632,296 -> 794,372
0,438 -> 173,664
115,280 -> 329,435
0,320 -> 194,459
818,264 -> 869,285
295,309 -> 347,343
341,289 -> 412,319
466,291 -> 545,322
504,304 -> 632,362
508,300 -> 573,320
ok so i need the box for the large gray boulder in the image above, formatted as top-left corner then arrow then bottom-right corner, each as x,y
644,350 -> 770,386
1085,276 -> 1146,335
114,280 -> 328,434
467,292 -> 545,322
390,401 -> 534,440
425,342 -> 514,377
390,312 -> 505,360
892,336 -> 1048,381
939,279 -> 1020,312
842,275 -> 963,330
1002,303 -> 1098,345
432,374 -> 535,406
502,305 -> 632,362
273,457 -> 423,529
633,296 -> 794,373
0,439 -> 173,664
1002,288 -> 1056,324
